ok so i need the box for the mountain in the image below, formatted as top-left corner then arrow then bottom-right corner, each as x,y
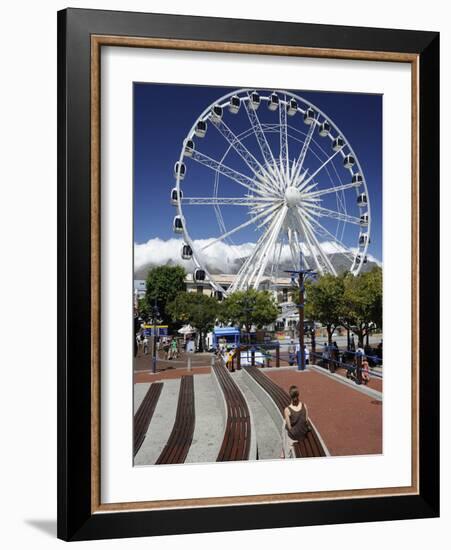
134,251 -> 381,279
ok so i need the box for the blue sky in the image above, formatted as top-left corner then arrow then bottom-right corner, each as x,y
134,83 -> 382,263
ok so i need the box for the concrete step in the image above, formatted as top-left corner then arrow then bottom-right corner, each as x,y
185,374 -> 224,464
233,370 -> 283,461
134,382 -> 150,414
134,379 -> 180,466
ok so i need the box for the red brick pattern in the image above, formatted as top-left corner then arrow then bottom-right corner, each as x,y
265,369 -> 382,456
134,367 -> 211,384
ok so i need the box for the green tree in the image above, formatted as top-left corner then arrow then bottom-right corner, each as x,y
137,297 -> 150,321
219,288 -> 279,338
302,274 -> 346,344
145,265 -> 186,324
340,266 -> 383,347
167,292 -> 219,352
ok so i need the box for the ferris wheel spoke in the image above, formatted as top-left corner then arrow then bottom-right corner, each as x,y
230,207 -> 285,291
291,115 -> 316,184
242,209 -> 284,289
211,118 -> 277,196
279,98 -> 289,183
181,196 -> 275,206
270,234 -> 284,281
230,240 -> 266,292
297,149 -> 342,192
291,225 -> 311,271
300,215 -> 337,276
291,210 -> 324,274
290,233 -> 300,268
190,149 -> 266,196
308,204 -> 361,225
287,227 -> 300,269
243,97 -> 278,174
255,204 -> 284,229
252,206 -> 288,289
300,207 -> 356,262
306,181 -> 361,199
293,207 -> 334,274
200,202 -> 282,252
267,162 -> 285,194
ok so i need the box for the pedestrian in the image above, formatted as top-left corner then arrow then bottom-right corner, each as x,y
167,338 -> 173,360
143,335 -> 149,355
226,348 -> 236,372
322,342 -> 329,365
172,338 -> 179,359
170,337 -> 178,360
280,385 -> 311,459
350,334 -> 356,352
332,340 -> 340,363
288,340 -> 296,366
133,314 -> 141,358
354,345 -> 365,383
376,341 -> 383,363
304,345 -> 310,365
361,358 -> 371,384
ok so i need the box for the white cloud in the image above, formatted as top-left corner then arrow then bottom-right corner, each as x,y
134,238 -> 254,275
134,237 -> 381,275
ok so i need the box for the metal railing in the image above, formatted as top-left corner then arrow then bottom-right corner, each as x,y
216,341 -> 383,383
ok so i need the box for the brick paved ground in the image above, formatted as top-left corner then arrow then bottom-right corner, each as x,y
256,351 -> 383,392
332,366 -> 383,393
265,368 -> 382,456
134,348 -> 213,372
133,347 -> 382,457
134,367 -> 211,384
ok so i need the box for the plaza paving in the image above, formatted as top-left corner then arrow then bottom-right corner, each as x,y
133,350 -> 382,464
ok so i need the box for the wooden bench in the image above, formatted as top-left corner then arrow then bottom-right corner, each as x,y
243,366 -> 327,458
155,376 -> 195,464
133,382 -> 163,457
212,361 -> 252,461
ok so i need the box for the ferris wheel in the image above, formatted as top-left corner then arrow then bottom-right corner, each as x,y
170,89 -> 371,296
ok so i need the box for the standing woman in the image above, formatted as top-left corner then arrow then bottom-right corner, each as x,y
281,385 -> 310,458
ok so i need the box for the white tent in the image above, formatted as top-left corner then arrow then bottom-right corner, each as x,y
178,324 -> 196,335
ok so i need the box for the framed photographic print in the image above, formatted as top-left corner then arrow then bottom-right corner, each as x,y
57,8 -> 439,541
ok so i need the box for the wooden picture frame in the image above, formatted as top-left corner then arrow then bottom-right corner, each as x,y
57,8 -> 439,541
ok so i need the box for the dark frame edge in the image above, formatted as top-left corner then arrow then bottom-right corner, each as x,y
57,8 -> 68,542
418,32 -> 440,517
68,494 -> 437,542
57,7 -> 440,541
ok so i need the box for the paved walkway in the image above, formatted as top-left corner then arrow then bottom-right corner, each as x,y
134,367 -> 210,384
264,368 -> 382,457
309,365 -> 383,398
133,364 -> 383,464
134,379 -> 180,466
333,366 -> 383,393
134,349 -> 213,372
134,382 -> 150,414
234,371 -> 282,460
185,374 -> 223,464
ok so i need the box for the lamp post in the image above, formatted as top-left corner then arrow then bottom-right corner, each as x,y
285,252 -> 316,371
150,298 -> 160,374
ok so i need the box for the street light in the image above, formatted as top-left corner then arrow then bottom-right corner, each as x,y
150,298 -> 161,374
285,252 -> 317,371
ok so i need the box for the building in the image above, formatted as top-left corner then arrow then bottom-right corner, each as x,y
134,279 -> 146,298
184,273 -> 300,335
135,273 -> 301,335
184,273 -> 294,303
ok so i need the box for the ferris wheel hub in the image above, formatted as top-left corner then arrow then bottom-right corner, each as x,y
284,186 -> 302,207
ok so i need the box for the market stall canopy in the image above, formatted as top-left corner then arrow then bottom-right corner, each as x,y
178,324 -> 197,334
